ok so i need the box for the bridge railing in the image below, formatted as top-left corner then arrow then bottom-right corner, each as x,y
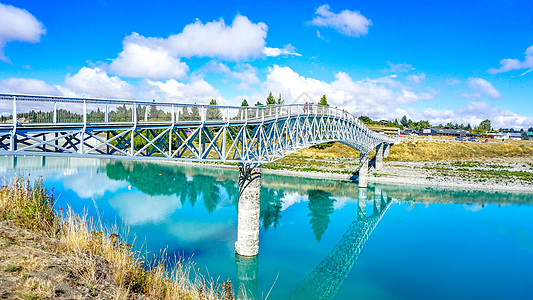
0,93 -> 393,143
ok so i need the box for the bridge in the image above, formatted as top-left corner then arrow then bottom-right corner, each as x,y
0,93 -> 394,256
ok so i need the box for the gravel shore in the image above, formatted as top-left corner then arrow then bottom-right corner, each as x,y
262,160 -> 533,194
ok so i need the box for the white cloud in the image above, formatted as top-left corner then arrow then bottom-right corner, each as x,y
310,4 -> 371,37
204,61 -> 259,90
255,65 -> 430,120
467,78 -> 501,100
138,78 -> 222,104
166,15 -> 267,60
408,73 -> 426,84
0,3 -> 45,62
263,44 -> 302,57
421,101 -> 533,129
385,61 -> 415,73
0,78 -> 60,95
65,67 -> 135,99
108,36 -> 189,79
488,45 -> 533,74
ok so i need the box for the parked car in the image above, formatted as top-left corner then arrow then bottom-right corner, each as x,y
455,136 -> 466,141
468,137 -> 480,142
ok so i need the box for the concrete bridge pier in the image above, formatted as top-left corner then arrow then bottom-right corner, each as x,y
235,163 -> 262,256
375,143 -> 384,171
358,153 -> 369,188
383,143 -> 390,158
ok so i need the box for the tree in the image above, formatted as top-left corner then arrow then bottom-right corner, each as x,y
417,120 -> 430,129
180,107 -> 190,121
521,132 -> 529,140
190,105 -> 200,121
318,95 -> 329,106
479,119 -> 491,131
206,99 -> 221,120
359,116 -> 373,124
255,101 -> 263,107
400,115 -> 408,127
466,123 -> 472,131
241,99 -> 249,107
277,93 -> 284,104
266,92 -> 276,105
529,127 -> 533,132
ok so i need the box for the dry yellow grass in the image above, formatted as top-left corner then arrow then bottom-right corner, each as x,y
296,142 -> 360,159
0,178 -> 240,299
387,140 -> 533,162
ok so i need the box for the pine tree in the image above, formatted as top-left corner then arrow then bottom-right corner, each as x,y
318,95 -> 329,106
277,93 -> 284,104
266,92 -> 276,105
241,99 -> 249,107
400,115 -> 408,127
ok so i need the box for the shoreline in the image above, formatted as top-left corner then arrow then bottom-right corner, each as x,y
154,159 -> 533,194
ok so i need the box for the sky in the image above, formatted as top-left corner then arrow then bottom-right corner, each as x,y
0,0 -> 532,129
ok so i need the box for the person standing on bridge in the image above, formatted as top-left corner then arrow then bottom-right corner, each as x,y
304,102 -> 309,113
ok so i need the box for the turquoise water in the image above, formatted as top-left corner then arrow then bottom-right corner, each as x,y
2,156 -> 533,300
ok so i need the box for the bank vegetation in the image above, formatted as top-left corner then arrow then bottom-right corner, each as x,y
0,178 -> 239,299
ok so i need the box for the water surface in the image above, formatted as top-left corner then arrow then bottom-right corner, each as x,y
2,156 -> 532,300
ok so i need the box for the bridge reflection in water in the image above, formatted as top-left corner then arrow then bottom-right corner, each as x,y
234,186 -> 393,300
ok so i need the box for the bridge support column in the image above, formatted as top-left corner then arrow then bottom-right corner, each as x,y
235,163 -> 262,256
358,153 -> 369,188
375,144 -> 383,171
383,143 -> 390,158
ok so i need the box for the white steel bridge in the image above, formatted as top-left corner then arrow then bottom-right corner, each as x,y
0,93 -> 393,164
0,93 -> 395,256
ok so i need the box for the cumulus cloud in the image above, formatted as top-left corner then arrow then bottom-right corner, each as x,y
488,45 -> 533,74
0,78 -> 60,95
118,15 -> 267,63
467,78 -> 501,100
254,65 -> 430,120
310,4 -> 371,37
65,67 -> 135,99
108,15 -> 286,79
204,61 -> 260,91
138,78 -> 222,104
108,36 -> 189,79
0,3 -> 45,62
263,44 -> 301,57
408,73 -> 426,84
420,101 -> 533,129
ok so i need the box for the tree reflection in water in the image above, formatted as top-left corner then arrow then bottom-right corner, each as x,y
106,162 -> 314,232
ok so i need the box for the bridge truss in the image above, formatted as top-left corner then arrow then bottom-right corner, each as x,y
0,94 -> 394,163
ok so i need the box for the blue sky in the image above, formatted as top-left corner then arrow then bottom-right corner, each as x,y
0,0 -> 532,128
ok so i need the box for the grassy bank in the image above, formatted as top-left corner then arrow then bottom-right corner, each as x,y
0,178 -> 238,299
386,140 -> 533,162
261,140 -> 533,174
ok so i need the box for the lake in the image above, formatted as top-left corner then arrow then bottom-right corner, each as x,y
2,155 -> 532,300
